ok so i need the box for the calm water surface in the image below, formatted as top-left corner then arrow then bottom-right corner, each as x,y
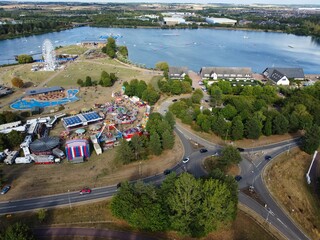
1,27 -> 319,73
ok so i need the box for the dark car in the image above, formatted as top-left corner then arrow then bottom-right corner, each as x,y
1,186 -> 10,195
199,148 -> 208,153
116,182 -> 122,189
237,147 -> 245,152
172,99 -> 178,102
163,169 -> 172,175
234,175 -> 242,182
79,187 -> 91,195
265,155 -> 272,161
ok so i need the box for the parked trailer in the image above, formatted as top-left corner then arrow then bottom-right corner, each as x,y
4,151 -> 19,165
15,156 -> 32,164
30,155 -> 59,164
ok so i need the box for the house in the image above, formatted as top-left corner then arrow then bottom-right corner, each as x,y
199,67 -> 252,80
262,67 -> 305,85
168,67 -> 188,79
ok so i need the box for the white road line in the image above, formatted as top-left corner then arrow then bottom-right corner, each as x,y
277,218 -> 288,228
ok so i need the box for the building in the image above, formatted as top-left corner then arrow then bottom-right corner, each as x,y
65,139 -> 90,161
262,67 -> 305,86
29,136 -> 60,155
62,111 -> 103,129
169,67 -> 188,79
163,17 -> 186,26
205,17 -> 237,25
200,67 -> 252,80
25,86 -> 64,96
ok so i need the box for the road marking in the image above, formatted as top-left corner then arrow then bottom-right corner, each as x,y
277,218 -> 288,228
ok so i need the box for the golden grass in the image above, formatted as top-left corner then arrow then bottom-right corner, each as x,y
264,148 -> 320,240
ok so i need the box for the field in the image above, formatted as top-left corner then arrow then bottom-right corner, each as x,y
264,148 -> 320,240
0,199 -> 275,240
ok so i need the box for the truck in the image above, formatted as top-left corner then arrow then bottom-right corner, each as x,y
30,154 -> 59,164
15,156 -> 32,164
52,148 -> 65,159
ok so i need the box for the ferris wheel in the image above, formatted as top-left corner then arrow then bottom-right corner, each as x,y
42,39 -> 56,71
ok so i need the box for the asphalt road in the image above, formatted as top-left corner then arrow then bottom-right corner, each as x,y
0,97 -> 311,240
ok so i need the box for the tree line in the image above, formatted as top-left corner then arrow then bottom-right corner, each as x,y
170,81 -> 320,154
111,172 -> 237,237
114,112 -> 175,164
123,79 -> 160,105
77,70 -> 118,88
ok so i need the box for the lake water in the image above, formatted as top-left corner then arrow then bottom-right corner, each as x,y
1,26 -> 320,74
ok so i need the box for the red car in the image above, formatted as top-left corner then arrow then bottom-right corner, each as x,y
79,187 -> 91,195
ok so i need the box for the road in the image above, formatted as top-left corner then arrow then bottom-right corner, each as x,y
0,98 -> 311,240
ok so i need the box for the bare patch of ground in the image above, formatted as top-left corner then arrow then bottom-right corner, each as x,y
264,148 -> 320,240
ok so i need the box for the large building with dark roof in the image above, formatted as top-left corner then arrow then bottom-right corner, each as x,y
262,67 -> 305,85
200,67 -> 252,80
26,86 -> 64,96
29,136 -> 60,155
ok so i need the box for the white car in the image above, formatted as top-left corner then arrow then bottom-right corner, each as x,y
182,157 -> 190,163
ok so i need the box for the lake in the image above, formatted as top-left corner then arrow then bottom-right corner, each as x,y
1,26 -> 320,74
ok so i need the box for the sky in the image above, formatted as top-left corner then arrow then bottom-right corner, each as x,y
4,0 -> 320,5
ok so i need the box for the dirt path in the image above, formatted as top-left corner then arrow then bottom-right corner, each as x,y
33,227 -> 160,240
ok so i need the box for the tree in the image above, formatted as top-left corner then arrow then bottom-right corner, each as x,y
164,111 -> 175,129
231,116 -> 244,140
168,173 -> 201,236
130,135 -> 144,160
148,132 -> 162,155
37,208 -> 47,223
118,45 -> 128,57
114,139 -> 135,164
170,81 -> 182,95
210,86 -> 223,107
7,130 -> 24,148
272,114 -> 289,135
301,125 -> 320,154
161,129 -> 175,150
218,146 -> 242,168
17,54 -> 33,64
245,117 -> 262,139
155,61 -> 169,78
191,89 -> 204,104
105,37 -> 116,58
85,76 -> 92,87
263,117 -> 273,136
141,85 -> 160,105
11,77 -> 24,88
221,104 -> 237,120
1,222 -> 35,240
76,79 -> 83,87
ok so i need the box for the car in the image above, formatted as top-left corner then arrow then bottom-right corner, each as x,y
163,169 -> 172,175
204,99 -> 209,103
79,187 -> 91,195
234,175 -> 242,182
1,186 -> 11,195
182,157 -> 190,163
237,147 -> 245,152
199,148 -> 208,153
116,182 -> 122,189
172,99 -> 178,102
265,155 -> 272,161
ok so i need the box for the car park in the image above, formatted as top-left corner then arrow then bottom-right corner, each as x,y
182,157 -> 190,163
163,169 -> 172,175
265,155 -> 272,161
199,148 -> 208,153
234,175 -> 242,182
1,186 -> 10,195
79,187 -> 91,195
